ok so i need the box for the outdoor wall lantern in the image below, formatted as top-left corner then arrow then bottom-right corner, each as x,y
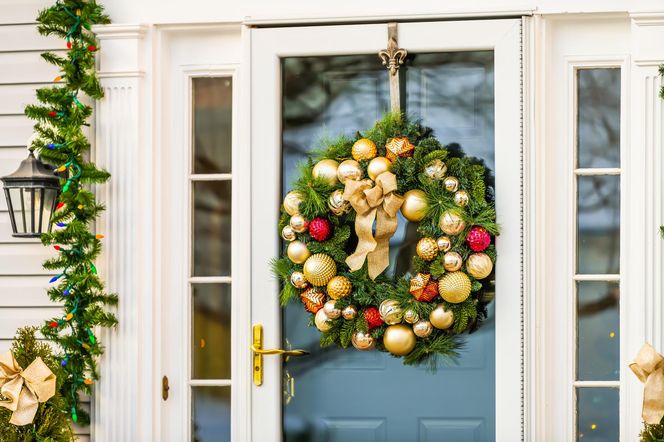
1,147 -> 60,238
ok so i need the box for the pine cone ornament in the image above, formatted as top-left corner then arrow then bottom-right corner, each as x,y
466,226 -> 491,252
309,217 -> 332,241
364,307 -> 382,330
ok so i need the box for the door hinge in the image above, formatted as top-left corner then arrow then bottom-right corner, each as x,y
162,375 -> 170,401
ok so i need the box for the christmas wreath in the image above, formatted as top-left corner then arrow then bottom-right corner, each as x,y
273,113 -> 498,366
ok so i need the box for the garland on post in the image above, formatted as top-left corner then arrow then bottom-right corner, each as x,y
24,0 -> 115,425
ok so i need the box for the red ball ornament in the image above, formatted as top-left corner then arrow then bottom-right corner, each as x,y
466,226 -> 491,252
309,217 -> 332,241
364,307 -> 382,330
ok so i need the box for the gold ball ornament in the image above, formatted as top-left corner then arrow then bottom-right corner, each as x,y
367,157 -> 392,181
327,275 -> 352,299
379,299 -> 403,325
283,191 -> 304,216
312,159 -> 339,186
416,237 -> 439,261
454,190 -> 469,207
437,236 -> 452,252
424,159 -> 447,180
290,271 -> 308,289
342,305 -> 358,320
323,300 -> 341,319
439,210 -> 466,236
466,253 -> 494,280
303,254 -> 337,286
289,215 -> 309,233
300,287 -> 326,313
385,137 -> 415,162
287,240 -> 310,264
444,176 -> 460,192
429,304 -> 454,329
337,159 -> 363,184
413,320 -> 434,338
383,324 -> 417,356
352,138 -> 377,161
281,225 -> 297,242
403,309 -> 420,324
352,331 -> 375,351
438,271 -> 472,304
328,189 -> 351,216
400,189 -> 429,222
443,251 -> 463,272
315,309 -> 332,332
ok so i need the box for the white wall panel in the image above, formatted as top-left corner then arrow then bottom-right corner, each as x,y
0,276 -> 56,306
0,84 -> 43,115
0,244 -> 55,275
0,51 -> 61,85
0,0 -> 51,25
0,307 -> 61,338
0,24 -> 60,53
0,115 -> 33,147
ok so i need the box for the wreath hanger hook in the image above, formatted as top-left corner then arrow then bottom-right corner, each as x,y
378,22 -> 408,113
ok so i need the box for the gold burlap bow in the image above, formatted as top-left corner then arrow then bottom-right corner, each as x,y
343,171 -> 404,280
630,343 -> 664,424
0,352 -> 56,426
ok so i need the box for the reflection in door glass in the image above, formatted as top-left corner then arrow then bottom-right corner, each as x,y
282,51 -> 495,442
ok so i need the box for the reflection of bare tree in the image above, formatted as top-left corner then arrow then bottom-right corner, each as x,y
578,285 -> 619,317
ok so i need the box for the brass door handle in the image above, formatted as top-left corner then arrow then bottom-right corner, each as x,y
250,344 -> 309,357
252,324 -> 308,386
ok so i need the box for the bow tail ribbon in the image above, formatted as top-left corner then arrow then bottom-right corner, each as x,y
630,343 -> 664,425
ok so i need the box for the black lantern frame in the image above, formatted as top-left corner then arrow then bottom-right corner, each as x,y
1,149 -> 61,238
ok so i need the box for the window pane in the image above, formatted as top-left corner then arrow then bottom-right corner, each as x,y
193,77 -> 233,174
577,176 -> 619,274
577,282 -> 619,380
577,388 -> 619,442
577,69 -> 620,169
192,284 -> 231,379
192,387 -> 231,442
192,181 -> 232,276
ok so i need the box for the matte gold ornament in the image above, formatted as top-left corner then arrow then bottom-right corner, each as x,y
300,287 -> 325,313
400,189 -> 429,222
315,309 -> 332,332
385,137 -> 415,162
413,320 -> 434,337
289,215 -> 309,233
290,271 -> 308,289
409,272 -> 431,298
466,253 -> 494,280
424,159 -> 447,180
436,236 -> 452,252
323,300 -> 341,319
342,305 -> 358,320
283,191 -> 304,216
367,157 -> 392,180
429,304 -> 454,329
403,309 -> 420,324
352,138 -> 377,161
328,189 -> 351,216
416,237 -> 439,261
327,275 -> 352,299
303,253 -> 337,286
281,225 -> 297,242
438,271 -> 472,304
383,324 -> 417,356
439,210 -> 466,236
352,331 -> 375,351
337,159 -> 363,184
287,240 -> 310,264
379,299 -> 403,325
312,159 -> 339,186
443,251 -> 463,272
444,176 -> 460,192
454,190 -> 469,207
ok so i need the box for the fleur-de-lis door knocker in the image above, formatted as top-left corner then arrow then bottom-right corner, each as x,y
378,22 -> 408,112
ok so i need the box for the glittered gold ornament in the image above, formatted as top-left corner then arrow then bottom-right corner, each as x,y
283,191 -> 304,216
287,240 -> 310,264
367,156 -> 392,180
443,251 -> 463,272
429,304 -> 454,329
290,271 -> 308,289
403,309 -> 419,324
300,287 -> 325,313
352,331 -> 375,351
315,309 -> 332,332
383,324 -> 416,356
352,138 -> 377,161
379,299 -> 403,325
437,236 -> 452,252
409,272 -> 430,298
328,189 -> 351,216
337,159 -> 363,184
289,215 -> 309,233
444,176 -> 460,192
303,254 -> 337,286
327,275 -> 352,299
312,159 -> 339,186
416,237 -> 439,261
281,225 -> 297,242
454,190 -> 469,207
413,320 -> 434,337
323,300 -> 341,319
424,159 -> 447,180
385,137 -> 415,162
400,189 -> 429,222
466,253 -> 494,279
438,271 -> 472,304
439,210 -> 466,236
342,305 -> 358,320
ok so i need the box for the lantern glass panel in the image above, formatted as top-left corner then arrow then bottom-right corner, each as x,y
41,188 -> 58,233
7,188 -> 26,234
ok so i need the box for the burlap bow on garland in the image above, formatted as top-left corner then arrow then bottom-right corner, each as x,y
631,343 -> 664,425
